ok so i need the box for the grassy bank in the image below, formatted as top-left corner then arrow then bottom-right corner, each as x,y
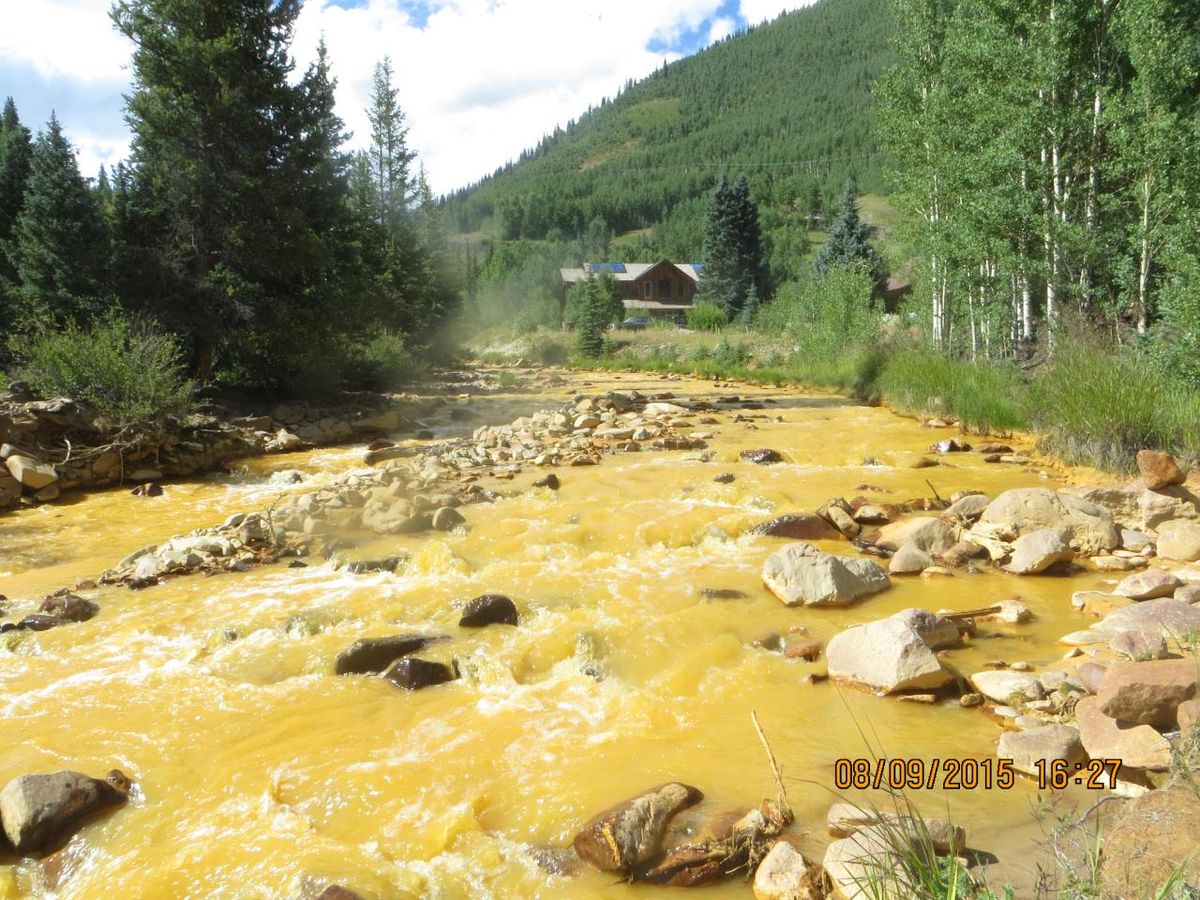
467,326 -> 1200,475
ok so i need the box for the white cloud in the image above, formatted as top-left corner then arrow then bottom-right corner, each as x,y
7,0 -> 774,194
2,0 -> 132,82
738,0 -> 812,26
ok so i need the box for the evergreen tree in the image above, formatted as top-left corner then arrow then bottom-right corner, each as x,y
111,0 -> 349,387
367,56 -> 416,237
813,178 -> 885,285
0,97 -> 33,324
698,174 -> 765,317
576,276 -> 606,357
9,114 -> 108,327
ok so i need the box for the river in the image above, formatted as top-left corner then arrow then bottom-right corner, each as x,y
0,368 -> 1119,898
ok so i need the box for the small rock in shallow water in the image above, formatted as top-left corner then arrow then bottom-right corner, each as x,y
431,506 -> 467,531
713,472 -> 736,484
459,593 -> 519,627
38,592 -> 98,623
336,635 -> 441,675
381,657 -> 455,690
532,473 -> 560,490
699,588 -> 747,601
740,448 -> 784,465
573,782 -> 703,873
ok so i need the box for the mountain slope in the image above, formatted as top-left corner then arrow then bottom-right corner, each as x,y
443,0 -> 894,271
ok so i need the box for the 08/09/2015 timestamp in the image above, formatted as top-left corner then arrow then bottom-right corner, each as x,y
833,757 -> 1123,791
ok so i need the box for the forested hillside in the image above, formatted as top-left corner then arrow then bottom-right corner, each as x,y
443,0 -> 893,273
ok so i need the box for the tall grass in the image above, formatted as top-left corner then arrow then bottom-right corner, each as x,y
1029,342 -> 1200,471
878,349 -> 1028,434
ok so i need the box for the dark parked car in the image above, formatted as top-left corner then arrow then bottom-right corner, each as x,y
609,316 -> 651,331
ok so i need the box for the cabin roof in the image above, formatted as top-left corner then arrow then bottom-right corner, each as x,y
559,259 -> 703,283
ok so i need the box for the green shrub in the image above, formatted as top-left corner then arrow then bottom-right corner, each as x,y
15,313 -> 196,430
528,333 -> 569,365
686,301 -> 728,332
341,331 -> 423,391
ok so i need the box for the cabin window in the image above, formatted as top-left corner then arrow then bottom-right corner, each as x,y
643,281 -> 653,299
658,279 -> 671,300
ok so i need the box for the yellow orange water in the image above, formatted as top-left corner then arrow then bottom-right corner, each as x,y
0,370 -> 1121,898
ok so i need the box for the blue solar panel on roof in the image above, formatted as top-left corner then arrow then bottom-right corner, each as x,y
588,262 -> 627,273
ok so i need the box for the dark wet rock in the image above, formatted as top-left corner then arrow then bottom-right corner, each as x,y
713,472 -> 736,484
314,887 -> 363,900
335,635 -> 442,675
38,592 -> 99,624
288,560 -> 308,569
911,457 -> 939,469
931,438 -> 972,453
572,782 -> 703,873
129,482 -> 163,497
699,588 -> 748,601
15,614 -> 62,632
341,555 -> 407,574
381,657 -> 455,690
740,448 -> 783,465
533,473 -> 560,490
978,443 -> 1014,454
432,506 -> 467,531
0,770 -> 130,854
747,514 -> 843,541
459,593 -> 519,627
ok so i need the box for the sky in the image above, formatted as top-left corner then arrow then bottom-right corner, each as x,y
1,0 -> 812,195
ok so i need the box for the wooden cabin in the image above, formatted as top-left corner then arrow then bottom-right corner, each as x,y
559,260 -> 703,323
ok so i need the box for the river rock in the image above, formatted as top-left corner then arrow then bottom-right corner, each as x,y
533,473 -> 560,490
5,454 -> 57,491
0,770 -> 129,854
1095,659 -> 1199,728
38,593 -> 98,624
826,616 -> 952,693
1109,630 -> 1168,661
381,657 -> 455,690
1075,696 -> 1171,771
753,841 -> 822,900
335,635 -> 439,675
1154,521 -> 1200,561
979,488 -> 1120,554
944,494 -> 990,522
997,724 -> 1085,776
1113,569 -> 1181,600
431,506 -> 467,531
459,593 -> 519,627
762,543 -> 890,607
1136,450 -> 1187,490
1060,598 -> 1200,645
1179,698 -> 1200,732
741,448 -> 784,465
748,514 -> 843,541
1005,528 -> 1073,574
888,544 -> 932,575
0,474 -> 20,505
822,827 -> 913,900
572,782 -> 703,873
968,670 -> 1045,705
891,608 -> 961,649
875,517 -> 960,555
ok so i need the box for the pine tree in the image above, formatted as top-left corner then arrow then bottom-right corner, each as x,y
0,97 -> 34,324
9,114 -> 108,327
698,174 -> 765,317
813,178 -> 885,285
576,277 -> 606,357
367,57 -> 416,238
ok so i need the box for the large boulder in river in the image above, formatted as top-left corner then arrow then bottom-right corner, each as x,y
747,514 -> 843,541
826,615 -> 953,693
1075,696 -> 1172,771
998,725 -> 1085,776
1061,598 -> 1200,646
1154,521 -> 1200,561
573,782 -> 703,873
335,634 -> 440,675
875,517 -> 960,555
4,454 -> 57,491
1113,569 -> 1181,600
0,770 -> 129,854
1005,528 -> 1074,574
979,488 -> 1120,554
1095,659 -> 1199,728
762,543 -> 890,607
